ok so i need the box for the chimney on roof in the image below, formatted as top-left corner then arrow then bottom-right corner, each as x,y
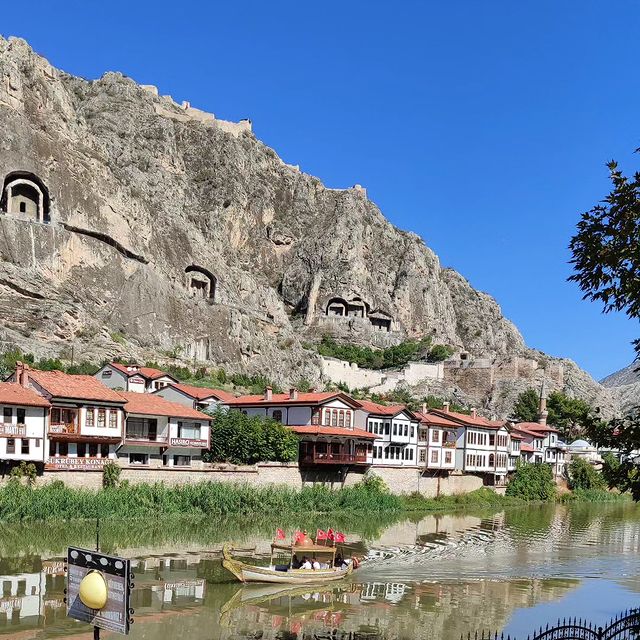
442,401 -> 450,413
15,361 -> 29,388
471,408 -> 477,419
422,402 -> 427,414
264,387 -> 273,401
289,388 -> 299,400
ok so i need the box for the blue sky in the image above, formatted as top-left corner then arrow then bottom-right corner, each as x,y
3,0 -> 638,379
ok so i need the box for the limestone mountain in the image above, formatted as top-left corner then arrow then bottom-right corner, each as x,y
0,36 -> 623,417
601,363 -> 640,414
601,363 -> 640,388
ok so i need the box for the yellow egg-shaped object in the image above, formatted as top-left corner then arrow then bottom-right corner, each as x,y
79,570 -> 108,610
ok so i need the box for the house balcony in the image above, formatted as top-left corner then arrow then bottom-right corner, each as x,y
49,423 -> 79,436
49,424 -> 121,443
124,434 -> 169,447
0,422 -> 26,437
300,452 -> 369,465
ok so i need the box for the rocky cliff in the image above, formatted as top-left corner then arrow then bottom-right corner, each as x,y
0,36 -> 626,416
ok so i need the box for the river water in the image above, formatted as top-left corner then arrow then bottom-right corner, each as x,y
1,502 -> 639,640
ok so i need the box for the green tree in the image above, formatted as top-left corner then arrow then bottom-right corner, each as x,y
569,154 -> 640,498
601,451 -> 637,494
203,407 -> 298,465
513,389 -> 540,422
512,389 -> 592,439
569,158 -> 640,357
506,462 -> 556,501
567,458 -> 606,491
546,392 -> 592,440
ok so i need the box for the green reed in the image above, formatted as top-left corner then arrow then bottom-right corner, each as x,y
0,478 -> 403,523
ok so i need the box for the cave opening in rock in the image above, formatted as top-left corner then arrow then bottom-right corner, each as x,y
1,172 -> 50,223
369,310 -> 393,332
326,297 -> 348,317
185,265 -> 216,301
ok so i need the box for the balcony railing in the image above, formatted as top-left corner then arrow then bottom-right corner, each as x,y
300,452 -> 369,465
124,434 -> 168,445
49,423 -> 78,435
0,422 -> 26,437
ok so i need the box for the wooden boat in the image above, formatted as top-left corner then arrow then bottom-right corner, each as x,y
222,543 -> 354,584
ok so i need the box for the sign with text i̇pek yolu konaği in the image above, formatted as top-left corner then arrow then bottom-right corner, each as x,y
66,547 -> 132,635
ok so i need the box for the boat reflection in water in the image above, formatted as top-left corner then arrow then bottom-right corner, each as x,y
220,582 -> 356,629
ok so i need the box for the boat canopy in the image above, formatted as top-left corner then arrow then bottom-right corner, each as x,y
271,542 -> 338,555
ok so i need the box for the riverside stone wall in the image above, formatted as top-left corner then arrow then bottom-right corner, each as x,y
4,463 -> 486,497
366,467 -> 484,497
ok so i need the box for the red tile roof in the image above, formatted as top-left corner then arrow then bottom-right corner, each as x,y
357,400 -> 409,416
118,392 -> 211,421
28,370 -> 125,403
290,425 -> 378,440
520,443 -> 535,453
414,411 -> 460,429
169,383 -> 236,403
509,432 -> 525,440
429,408 -> 506,430
516,422 -> 560,434
0,383 -> 50,408
108,363 -> 176,381
227,391 -> 361,408
512,425 -> 545,438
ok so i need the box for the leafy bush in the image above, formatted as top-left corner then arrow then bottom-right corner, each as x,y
315,336 -> 433,370
427,344 -> 454,362
9,462 -> 37,486
403,487 -> 524,511
568,458 -> 607,491
601,451 -> 636,493
0,348 -> 101,378
102,462 -> 122,489
506,462 -> 556,501
559,488 -> 630,503
203,407 -> 299,465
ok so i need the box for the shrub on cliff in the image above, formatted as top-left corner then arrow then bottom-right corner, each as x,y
203,407 -> 299,465
506,462 -> 556,501
315,336 -> 433,370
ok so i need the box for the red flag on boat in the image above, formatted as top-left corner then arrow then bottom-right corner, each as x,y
335,531 -> 346,543
275,528 -> 286,540
316,529 -> 327,541
327,528 -> 335,542
294,530 -> 305,544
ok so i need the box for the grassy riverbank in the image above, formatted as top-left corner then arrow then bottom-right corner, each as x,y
0,478 -> 523,522
0,478 -> 629,523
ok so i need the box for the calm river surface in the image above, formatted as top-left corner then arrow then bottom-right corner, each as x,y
0,502 -> 639,640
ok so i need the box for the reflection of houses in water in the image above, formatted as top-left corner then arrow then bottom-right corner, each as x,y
0,572 -> 46,627
359,582 -> 408,604
0,553 -> 208,637
129,556 -> 207,611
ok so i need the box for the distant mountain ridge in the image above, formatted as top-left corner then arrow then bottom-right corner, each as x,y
601,363 -> 640,388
